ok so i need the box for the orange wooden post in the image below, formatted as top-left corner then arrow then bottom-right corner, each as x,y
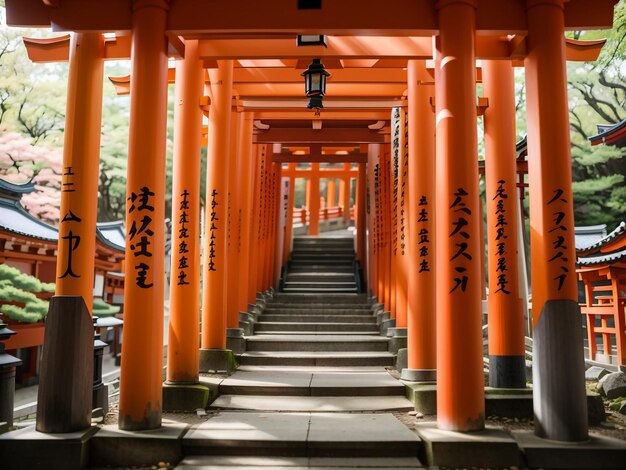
167,39 -> 203,384
200,60 -> 233,354
435,0 -> 485,432
283,163 -> 296,264
55,33 -> 104,312
392,107 -> 408,327
340,163 -> 352,225
404,60 -> 436,381
119,0 -> 169,431
525,0 -> 588,441
226,111 -> 241,329
308,163 -> 321,236
248,145 -> 263,301
256,146 -> 270,292
327,179 -> 336,209
388,137 -> 398,318
374,149 -> 386,305
482,60 -> 526,389
367,145 -> 379,298
382,149 -> 392,312
237,112 -> 254,311
271,162 -> 283,286
356,162 -> 367,268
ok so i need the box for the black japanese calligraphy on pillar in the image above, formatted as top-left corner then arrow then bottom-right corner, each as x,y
400,110 -> 408,255
492,180 -> 510,295
392,107 -> 400,257
547,188 -> 570,291
61,166 -> 76,193
417,196 -> 430,274
59,211 -> 82,279
208,189 -> 219,272
373,163 -> 380,255
177,189 -> 191,286
449,188 -> 472,294
128,186 -> 155,288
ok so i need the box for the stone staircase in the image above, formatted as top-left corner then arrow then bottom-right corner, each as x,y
176,236 -> 420,467
283,237 -> 359,293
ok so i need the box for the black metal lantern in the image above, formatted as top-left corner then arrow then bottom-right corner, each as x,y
301,58 -> 330,110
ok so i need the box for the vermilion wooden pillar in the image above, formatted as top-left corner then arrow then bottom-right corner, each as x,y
55,32 -> 104,312
327,179 -> 336,208
388,131 -> 398,317
482,60 -> 526,389
341,163 -> 352,225
356,163 -> 367,268
237,113 -> 254,311
404,60 -> 436,381
167,39 -> 203,383
200,60 -> 233,351
367,145 -> 379,298
308,164 -> 321,236
392,107 -> 408,328
119,0 -> 169,431
226,111 -> 241,328
382,149 -> 392,312
248,145 -> 263,301
435,0 -> 485,432
525,0 -> 588,441
283,163 -> 296,264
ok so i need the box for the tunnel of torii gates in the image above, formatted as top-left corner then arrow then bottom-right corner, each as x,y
7,0 -> 618,441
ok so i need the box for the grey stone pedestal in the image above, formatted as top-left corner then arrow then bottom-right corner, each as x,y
226,328 -> 246,355
162,382 -> 211,412
199,349 -> 236,374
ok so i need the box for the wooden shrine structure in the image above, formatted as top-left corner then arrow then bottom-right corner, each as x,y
4,0 -> 620,444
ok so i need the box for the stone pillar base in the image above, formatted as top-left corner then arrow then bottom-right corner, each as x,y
162,383 -> 211,412
388,336 -> 407,354
401,369 -> 437,382
226,328 -> 246,355
380,318 -> 396,336
199,349 -> 237,374
396,348 -> 408,372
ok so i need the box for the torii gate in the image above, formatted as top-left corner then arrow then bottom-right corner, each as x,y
7,0 -> 617,443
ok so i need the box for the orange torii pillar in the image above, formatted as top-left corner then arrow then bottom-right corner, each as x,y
308,164 -> 321,236
388,128 -> 398,318
339,163 -> 351,225
283,163 -> 296,264
237,113 -> 254,312
403,60 -> 436,382
367,145 -> 379,299
356,162 -> 367,269
259,148 -> 271,291
119,0 -> 169,431
525,0 -> 588,441
166,39 -> 203,390
271,162 -> 284,286
200,60 -> 234,372
36,32 -> 104,434
327,179 -> 336,208
381,149 -> 393,312
435,0 -> 485,431
374,150 -> 385,305
248,145 -> 264,300
392,106 -> 408,328
264,162 -> 278,289
482,60 -> 526,389
226,111 -> 241,328
54,33 -> 104,310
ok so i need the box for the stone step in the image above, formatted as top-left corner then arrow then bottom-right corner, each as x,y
176,456 -> 423,469
238,351 -> 396,367
291,248 -> 355,254
282,287 -> 359,294
290,256 -> 355,263
288,265 -> 354,273
255,322 -> 379,332
245,335 -> 389,352
272,293 -> 369,303
215,370 -> 406,397
258,315 -> 376,324
285,274 -> 356,283
264,304 -> 373,311
211,395 -> 414,412
283,282 -> 358,289
182,412 -> 420,457
293,238 -> 354,246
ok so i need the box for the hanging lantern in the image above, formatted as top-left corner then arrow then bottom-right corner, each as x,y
301,58 -> 330,110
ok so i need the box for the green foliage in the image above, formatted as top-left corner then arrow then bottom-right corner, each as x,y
0,284 -> 38,303
0,264 -> 53,292
0,304 -> 42,323
92,297 -> 121,316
